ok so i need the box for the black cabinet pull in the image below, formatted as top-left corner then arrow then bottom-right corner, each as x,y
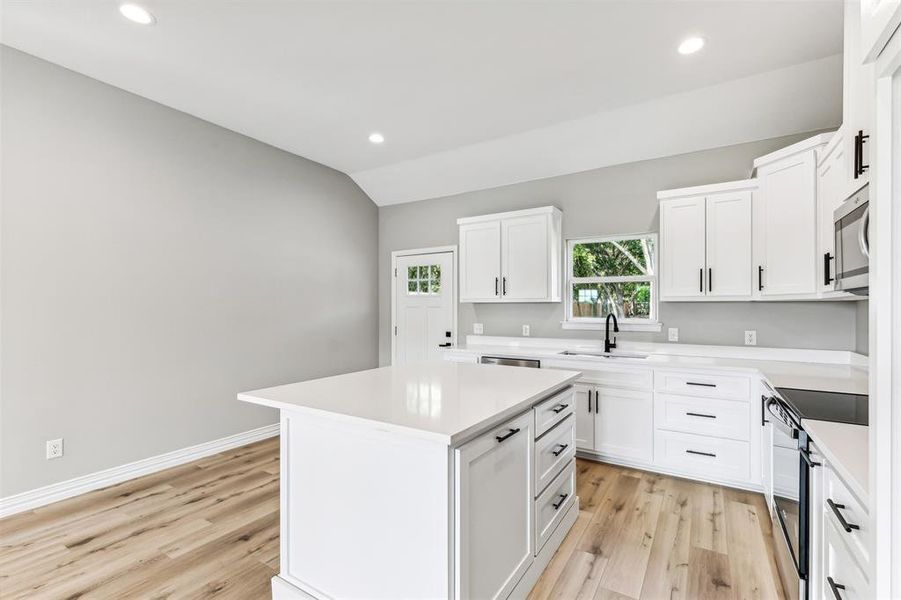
495,277 -> 499,296
552,493 -> 569,510
801,448 -> 821,468
758,265 -> 764,291
708,267 -> 712,292
594,390 -> 599,413
438,343 -> 452,347
587,391 -> 592,414
495,428 -> 520,443
687,382 -> 716,388
502,277 -> 507,295
551,403 -> 569,414
854,129 -> 870,179
686,449 -> 716,458
761,395 -> 769,427
824,252 -> 835,285
552,443 -> 569,457
686,412 -> 717,419
699,268 -> 704,293
827,499 -> 860,532
827,577 -> 846,600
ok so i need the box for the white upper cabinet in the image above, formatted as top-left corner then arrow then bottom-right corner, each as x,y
458,207 -> 562,303
658,180 -> 754,302
845,1 -> 876,189
706,191 -> 753,298
753,135 -> 829,299
859,0 -> 901,63
459,220 -> 502,302
659,196 -> 706,299
817,130 -> 854,296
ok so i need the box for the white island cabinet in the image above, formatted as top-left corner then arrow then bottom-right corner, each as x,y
238,362 -> 581,600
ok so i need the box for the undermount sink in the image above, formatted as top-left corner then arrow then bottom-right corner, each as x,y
558,350 -> 650,360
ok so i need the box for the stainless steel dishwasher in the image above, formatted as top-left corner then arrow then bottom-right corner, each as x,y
479,356 -> 541,368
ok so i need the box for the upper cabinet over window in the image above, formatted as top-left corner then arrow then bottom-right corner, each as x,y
658,180 -> 755,302
458,206 -> 562,303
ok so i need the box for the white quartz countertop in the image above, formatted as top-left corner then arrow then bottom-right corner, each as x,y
446,340 -> 868,395
238,361 -> 581,445
803,419 -> 869,504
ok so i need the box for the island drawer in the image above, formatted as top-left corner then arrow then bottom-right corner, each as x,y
534,415 -> 575,496
654,370 -> 751,400
654,393 -> 750,441
534,459 -> 575,554
653,430 -> 750,483
534,387 -> 575,438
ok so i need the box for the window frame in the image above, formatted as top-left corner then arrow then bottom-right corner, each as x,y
563,233 -> 660,331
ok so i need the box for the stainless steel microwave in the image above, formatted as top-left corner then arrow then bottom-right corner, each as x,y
834,184 -> 869,295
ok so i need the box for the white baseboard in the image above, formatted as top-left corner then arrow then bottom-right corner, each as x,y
0,423 -> 279,519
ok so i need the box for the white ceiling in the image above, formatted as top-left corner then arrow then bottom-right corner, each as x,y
2,1 -> 844,205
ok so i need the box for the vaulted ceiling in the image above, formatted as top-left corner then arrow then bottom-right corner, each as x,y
2,1 -> 844,204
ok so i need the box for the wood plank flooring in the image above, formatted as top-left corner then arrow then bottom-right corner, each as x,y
0,439 -> 784,599
529,460 -> 786,600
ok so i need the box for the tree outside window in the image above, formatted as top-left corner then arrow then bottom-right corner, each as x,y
566,234 -> 658,325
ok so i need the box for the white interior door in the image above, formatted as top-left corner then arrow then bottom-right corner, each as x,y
394,251 -> 455,365
706,191 -> 752,298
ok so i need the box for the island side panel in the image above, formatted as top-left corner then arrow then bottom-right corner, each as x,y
279,409 -> 450,599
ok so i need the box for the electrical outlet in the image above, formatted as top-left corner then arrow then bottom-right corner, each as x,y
745,330 -> 757,346
46,438 -> 64,460
473,323 -> 483,335
668,328 -> 679,342
522,325 -> 530,337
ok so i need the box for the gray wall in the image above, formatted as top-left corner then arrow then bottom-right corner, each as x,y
1,48 -> 379,496
379,133 -> 865,365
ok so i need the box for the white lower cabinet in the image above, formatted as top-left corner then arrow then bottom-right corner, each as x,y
808,446 -> 871,600
574,383 -> 595,450
595,387 -> 653,463
653,430 -> 751,483
821,517 -> 870,600
455,411 -> 534,600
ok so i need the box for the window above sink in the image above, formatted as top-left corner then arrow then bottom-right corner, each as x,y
562,233 -> 661,332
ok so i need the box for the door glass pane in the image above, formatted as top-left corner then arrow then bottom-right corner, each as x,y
571,282 -> 652,318
408,281 -> 417,293
430,264 -> 441,280
408,266 -> 417,280
572,238 -> 656,277
419,280 -> 429,293
418,266 -> 429,278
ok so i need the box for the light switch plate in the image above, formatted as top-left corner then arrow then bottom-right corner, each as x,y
473,323 -> 484,335
745,330 -> 757,346
522,325 -> 530,337
668,328 -> 679,342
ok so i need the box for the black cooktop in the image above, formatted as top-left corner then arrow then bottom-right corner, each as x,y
776,387 -> 869,426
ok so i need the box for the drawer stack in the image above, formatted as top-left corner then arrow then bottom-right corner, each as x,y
652,369 -> 754,485
532,388 -> 576,555
820,464 -> 871,598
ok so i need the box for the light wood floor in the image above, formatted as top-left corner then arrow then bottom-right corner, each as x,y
0,438 -> 784,599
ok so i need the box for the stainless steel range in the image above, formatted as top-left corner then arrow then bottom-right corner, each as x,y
764,388 -> 868,600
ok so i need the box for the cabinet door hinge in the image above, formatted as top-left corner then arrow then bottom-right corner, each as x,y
394,326 -> 397,336
394,268 -> 397,277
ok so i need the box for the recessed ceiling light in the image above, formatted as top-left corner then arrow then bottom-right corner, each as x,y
678,37 -> 705,55
119,3 -> 156,25
368,132 -> 385,144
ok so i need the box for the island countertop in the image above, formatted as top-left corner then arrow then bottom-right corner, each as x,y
238,361 -> 581,445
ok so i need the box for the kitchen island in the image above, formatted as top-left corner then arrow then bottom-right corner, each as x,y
238,361 -> 581,600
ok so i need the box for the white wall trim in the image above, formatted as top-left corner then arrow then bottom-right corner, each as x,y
390,245 -> 458,365
0,423 -> 279,519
